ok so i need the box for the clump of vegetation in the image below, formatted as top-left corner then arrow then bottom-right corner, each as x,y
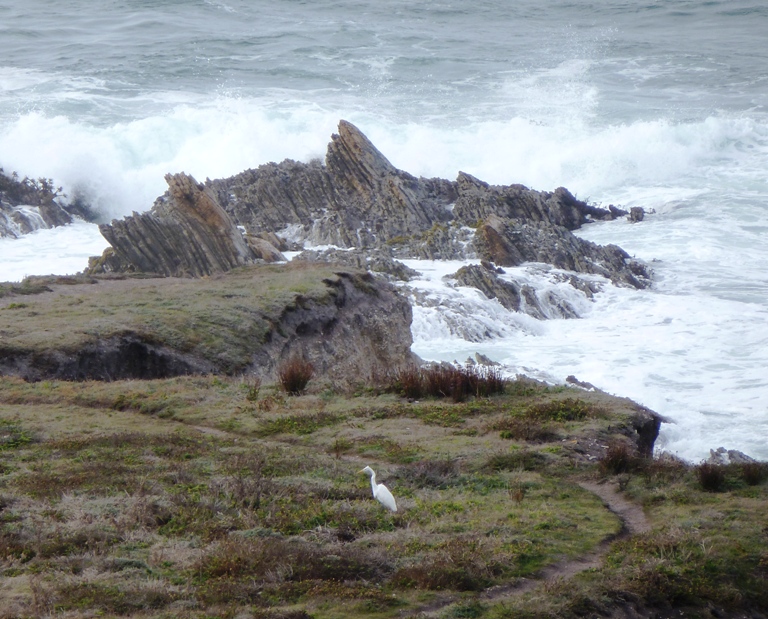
525,397 -> 601,422
243,375 -> 262,401
390,364 -> 506,402
599,441 -> 641,475
393,366 -> 423,399
493,416 -> 556,442
695,461 -> 726,492
740,461 -> 768,486
278,357 -> 315,395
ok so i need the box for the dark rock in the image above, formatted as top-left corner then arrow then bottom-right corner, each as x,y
607,205 -> 628,219
206,120 -> 456,249
475,353 -> 500,366
452,264 -> 524,313
0,169 -> 81,238
630,405 -> 665,458
452,263 -> 586,320
629,207 -> 645,223
92,172 -> 257,277
566,375 -> 597,390
451,172 -> 614,231
93,120 -> 651,300
473,214 -> 651,289
205,120 -> 631,258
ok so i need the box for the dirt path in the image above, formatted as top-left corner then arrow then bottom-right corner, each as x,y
404,479 -> 650,617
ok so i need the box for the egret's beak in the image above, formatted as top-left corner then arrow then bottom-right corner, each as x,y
359,468 -> 365,473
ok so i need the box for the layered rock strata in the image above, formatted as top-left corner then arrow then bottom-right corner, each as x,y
91,120 -> 651,316
95,173 -> 258,277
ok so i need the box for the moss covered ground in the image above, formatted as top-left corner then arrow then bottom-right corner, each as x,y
0,372 -> 766,619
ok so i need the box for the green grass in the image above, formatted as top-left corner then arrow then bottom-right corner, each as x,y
0,263 -> 342,373
0,375 -> 765,618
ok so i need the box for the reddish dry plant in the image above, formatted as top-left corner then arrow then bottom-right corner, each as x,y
278,357 -> 314,395
393,365 -> 506,401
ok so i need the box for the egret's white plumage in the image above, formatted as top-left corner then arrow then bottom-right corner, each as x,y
360,466 -> 397,512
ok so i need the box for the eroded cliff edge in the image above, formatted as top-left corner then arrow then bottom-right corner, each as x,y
0,264 -> 416,384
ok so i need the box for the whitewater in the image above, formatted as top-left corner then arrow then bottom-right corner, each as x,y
1,0 -> 767,461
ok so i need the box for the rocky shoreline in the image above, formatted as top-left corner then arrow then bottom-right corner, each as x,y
2,120 -> 654,386
0,169 -> 93,238
89,121 -> 650,292
2,124 -> 767,619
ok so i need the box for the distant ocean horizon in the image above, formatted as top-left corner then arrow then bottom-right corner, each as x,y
1,0 -> 767,461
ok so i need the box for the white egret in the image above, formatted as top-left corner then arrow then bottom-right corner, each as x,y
360,466 -> 397,512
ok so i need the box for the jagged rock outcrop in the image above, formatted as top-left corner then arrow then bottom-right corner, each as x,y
206,120 -> 457,249
205,120 -> 627,252
92,120 -> 650,305
452,263 -> 547,318
708,447 -> 757,465
0,169 -> 92,238
451,172 -> 622,231
473,214 -> 650,289
92,172 -> 257,277
451,263 -> 588,320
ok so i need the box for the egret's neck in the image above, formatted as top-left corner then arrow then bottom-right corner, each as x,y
368,472 -> 377,493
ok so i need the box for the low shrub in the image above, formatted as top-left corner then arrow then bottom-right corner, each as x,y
391,538 -> 500,592
696,462 -> 726,492
394,366 -> 423,399
395,459 -> 461,489
642,453 -> 689,485
740,461 -> 768,486
599,442 -> 641,475
198,537 -> 392,583
278,357 -> 314,395
244,376 -> 262,401
484,450 -> 546,472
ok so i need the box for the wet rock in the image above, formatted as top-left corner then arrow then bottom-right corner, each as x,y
451,172 -> 616,231
92,172 -> 257,277
708,447 -> 757,465
473,214 -> 651,289
629,207 -> 645,222
206,120 -> 456,249
452,264 -> 525,312
0,169 -> 87,238
475,353 -> 500,366
92,120 -> 651,299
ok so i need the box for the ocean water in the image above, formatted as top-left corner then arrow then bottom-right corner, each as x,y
1,0 -> 766,461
